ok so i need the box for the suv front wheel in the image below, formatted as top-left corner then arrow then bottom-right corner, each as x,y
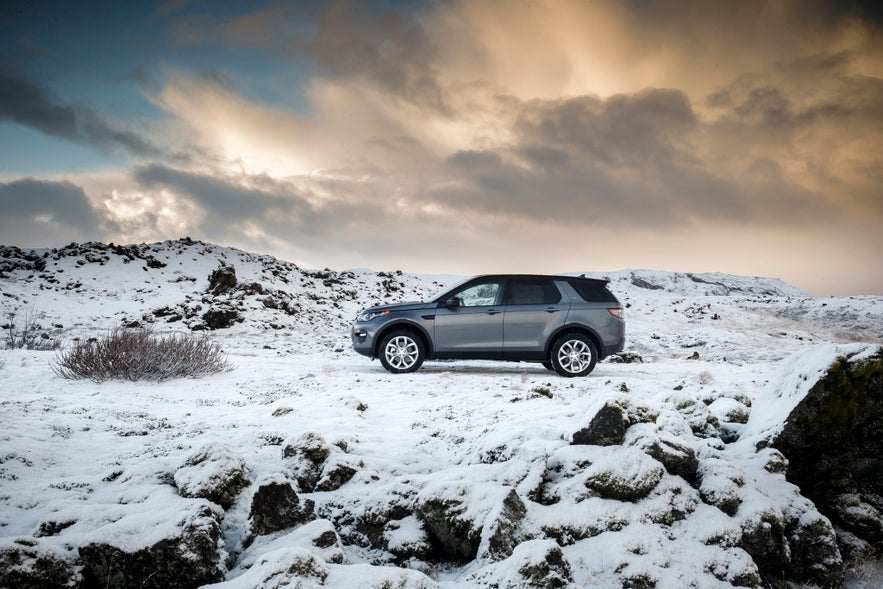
550,333 -> 597,377
379,330 -> 425,373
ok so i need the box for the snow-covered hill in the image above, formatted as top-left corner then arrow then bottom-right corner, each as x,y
1,239 -> 881,588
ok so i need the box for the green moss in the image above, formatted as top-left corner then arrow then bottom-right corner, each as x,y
284,553 -> 329,581
802,352 -> 883,432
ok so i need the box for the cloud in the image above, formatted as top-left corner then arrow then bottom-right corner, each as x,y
0,64 -> 167,160
290,1 -> 448,114
0,178 -> 101,246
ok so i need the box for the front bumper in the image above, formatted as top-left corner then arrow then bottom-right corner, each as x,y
351,322 -> 377,357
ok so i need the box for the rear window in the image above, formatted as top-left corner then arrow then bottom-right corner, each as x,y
567,279 -> 618,303
510,278 -> 562,305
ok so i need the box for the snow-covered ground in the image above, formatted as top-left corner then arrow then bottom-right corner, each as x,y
1,240 -> 881,587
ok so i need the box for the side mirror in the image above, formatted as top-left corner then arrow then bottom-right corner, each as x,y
444,296 -> 462,308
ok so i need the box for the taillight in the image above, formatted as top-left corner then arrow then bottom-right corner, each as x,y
608,308 -> 623,318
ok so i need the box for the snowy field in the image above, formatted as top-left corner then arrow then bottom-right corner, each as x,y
1,240 -> 881,587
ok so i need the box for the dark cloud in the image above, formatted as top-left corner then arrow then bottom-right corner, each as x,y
0,64 -> 165,160
0,178 -> 101,246
289,1 -> 448,114
423,86 -> 838,227
134,164 -> 309,220
516,89 -> 698,167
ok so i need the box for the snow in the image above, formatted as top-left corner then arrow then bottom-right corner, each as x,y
1,239 -> 881,587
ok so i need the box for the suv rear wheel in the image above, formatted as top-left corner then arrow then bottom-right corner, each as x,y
550,333 -> 597,377
379,330 -> 425,373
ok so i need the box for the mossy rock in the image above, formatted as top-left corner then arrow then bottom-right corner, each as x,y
585,448 -> 665,502
0,541 -> 82,589
772,347 -> 883,546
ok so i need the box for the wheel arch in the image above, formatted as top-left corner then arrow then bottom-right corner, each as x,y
545,324 -> 603,360
373,320 -> 433,358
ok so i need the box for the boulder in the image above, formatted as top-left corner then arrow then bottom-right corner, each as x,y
0,540 -> 83,589
572,401 -> 629,446
415,484 -> 526,562
283,432 -> 332,492
315,455 -> 362,492
78,503 -> 224,589
584,448 -> 665,502
768,346 -> 883,549
250,476 -> 316,536
481,488 -> 527,561
207,264 -> 237,295
627,426 -> 699,485
174,444 -> 250,509
467,539 -> 573,589
318,482 -> 417,551
202,307 -> 240,330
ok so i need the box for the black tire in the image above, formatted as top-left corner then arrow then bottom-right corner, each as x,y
550,333 -> 597,377
542,361 -> 554,371
378,330 -> 425,374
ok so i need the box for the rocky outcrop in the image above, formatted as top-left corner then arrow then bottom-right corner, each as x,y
768,347 -> 883,557
207,264 -> 237,295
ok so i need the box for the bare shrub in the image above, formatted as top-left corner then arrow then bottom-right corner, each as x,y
53,328 -> 232,382
4,309 -> 61,350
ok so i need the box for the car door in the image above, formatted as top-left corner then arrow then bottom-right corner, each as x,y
502,277 -> 570,356
433,277 -> 507,356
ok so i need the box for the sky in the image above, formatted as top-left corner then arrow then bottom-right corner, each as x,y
1,0 -> 882,296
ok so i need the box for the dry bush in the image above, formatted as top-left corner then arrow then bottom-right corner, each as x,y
54,328 -> 232,382
4,309 -> 61,350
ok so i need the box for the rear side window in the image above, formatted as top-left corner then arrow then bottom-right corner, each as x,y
510,278 -> 562,305
568,279 -> 618,303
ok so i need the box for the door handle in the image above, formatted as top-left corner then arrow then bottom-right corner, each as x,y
486,309 -> 500,315
545,307 -> 560,313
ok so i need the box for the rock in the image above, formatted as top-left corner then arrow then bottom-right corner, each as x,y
642,437 -> 699,486
481,488 -> 527,561
174,444 -> 250,509
202,307 -> 241,330
415,496 -> 481,561
207,264 -> 237,295
0,540 -> 83,589
283,432 -> 332,491
384,515 -> 433,560
79,503 -> 224,589
768,347 -> 883,548
318,482 -> 417,551
584,447 -> 665,501
240,519 -> 346,569
468,539 -> 573,589
697,459 -> 745,516
230,547 -> 329,588
787,511 -> 843,586
738,509 -> 790,582
250,476 -> 316,536
416,484 -> 526,562
314,455 -> 362,492
607,351 -> 644,364
572,401 -> 629,446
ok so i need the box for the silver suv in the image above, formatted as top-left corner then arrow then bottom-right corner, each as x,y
352,274 -> 625,376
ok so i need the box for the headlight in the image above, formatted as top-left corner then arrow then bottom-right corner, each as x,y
357,310 -> 390,322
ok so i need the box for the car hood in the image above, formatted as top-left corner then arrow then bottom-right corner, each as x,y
362,300 -> 434,313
